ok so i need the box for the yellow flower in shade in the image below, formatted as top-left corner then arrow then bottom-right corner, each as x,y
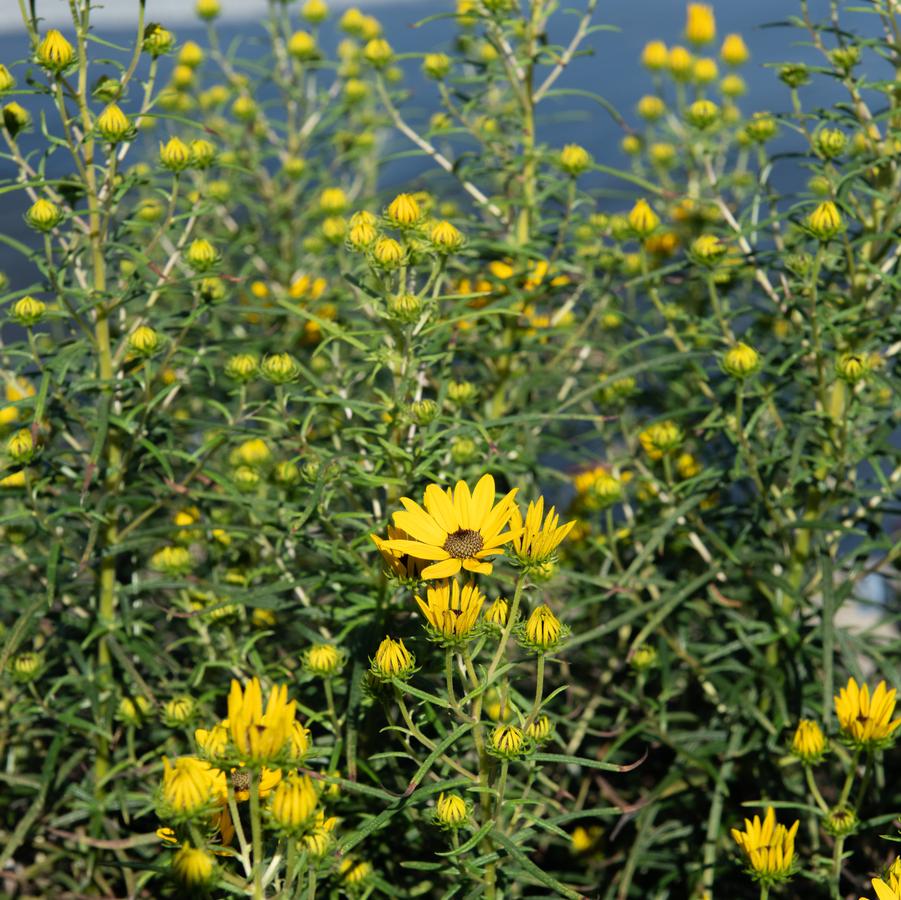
340,857 -> 373,885
489,724 -> 525,757
163,696 -> 195,726
790,719 -> 827,764
807,201 -> 843,241
523,604 -> 564,651
371,636 -> 415,680
370,525 -> 427,581
37,30 -> 75,70
386,193 -> 421,227
304,810 -> 339,857
834,677 -> 901,748
721,33 -> 750,66
171,843 -> 215,886
641,40 -> 668,70
232,437 -> 270,467
383,474 -> 519,579
195,720 -> 229,760
227,677 -> 297,765
675,453 -> 701,479
526,714 -> 552,743
269,773 -> 318,831
160,756 -> 224,817
303,643 -> 344,677
508,497 -> 575,566
731,808 -> 799,884
434,792 -> 467,828
415,579 -> 485,643
628,199 -> 660,237
685,4 -> 715,46
865,864 -> 901,900
639,420 -> 683,460
151,545 -> 191,574
484,598 -> 508,629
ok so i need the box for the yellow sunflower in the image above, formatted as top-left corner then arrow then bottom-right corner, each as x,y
384,474 -> 519,579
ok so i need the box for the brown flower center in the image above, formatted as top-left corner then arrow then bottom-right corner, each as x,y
443,528 -> 483,559
232,769 -> 251,793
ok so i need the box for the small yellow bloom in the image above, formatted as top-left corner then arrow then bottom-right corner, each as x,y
484,598 -> 508,628
371,636 -> 415,679
722,342 -> 762,379
641,40 -> 668,71
508,497 -> 575,565
26,198 -> 62,232
435,792 -> 467,828
185,238 -> 219,271
172,843 -> 215,885
668,46 -> 694,80
639,420 -> 683,460
302,0 -> 329,23
558,143 -> 592,176
685,4 -> 716,46
386,193 -> 421,227
260,352 -> 301,384
0,65 -> 15,93
524,604 -> 563,650
430,220 -> 464,251
288,31 -> 318,60
190,138 -> 216,168
675,452 -> 701,479
637,95 -> 665,121
691,233 -> 726,264
693,57 -> 718,84
423,52 -> 451,79
161,756 -> 224,816
96,103 -> 131,141
143,23 -> 175,57
686,99 -> 719,129
807,201 -> 843,241
415,579 -> 485,642
731,808 -> 798,883
835,677 -> 901,748
303,643 -> 344,677
159,136 -> 191,171
790,719 -> 826,763
339,857 -> 373,885
490,724 -> 525,756
373,236 -> 405,268
128,325 -> 161,356
269,773 -> 318,831
37,30 -> 75,71
628,199 -> 660,237
526,714 -> 552,742
227,677 -> 297,765
12,296 -> 46,326
163,696 -> 195,726
304,810 -> 339,856
721,33 -> 749,66
363,38 -> 393,67
233,437 -> 271,467
835,352 -> 869,384
225,354 -> 257,381
195,720 -> 229,760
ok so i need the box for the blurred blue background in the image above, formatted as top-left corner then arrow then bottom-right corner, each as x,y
0,0 -> 886,289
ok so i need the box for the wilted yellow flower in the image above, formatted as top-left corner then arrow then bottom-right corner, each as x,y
415,579 -> 485,642
685,4 -> 715,46
435,792 -> 467,828
270,773 -> 318,831
639,420 -> 683,460
171,843 -> 215,885
37,30 -> 75,71
160,756 -> 223,816
731,808 -> 799,883
834,677 -> 901,748
383,474 -> 518,579
721,33 -> 749,66
370,525 -> 426,580
807,201 -> 843,241
227,677 -> 297,765
509,497 -> 575,565
523,604 -> 563,650
371,636 -> 415,679
628,199 -> 660,237
386,193 -> 421,226
641,40 -> 668,70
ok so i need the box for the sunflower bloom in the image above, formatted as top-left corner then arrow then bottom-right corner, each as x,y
415,579 -> 485,643
509,497 -> 575,565
865,861 -> 901,900
384,474 -> 519,579
731,807 -> 799,884
834,677 -> 901,748
227,677 -> 296,765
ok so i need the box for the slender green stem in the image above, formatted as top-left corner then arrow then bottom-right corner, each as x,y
838,748 -> 860,807
524,655 -> 545,731
494,759 -> 509,824
249,769 -> 264,899
306,869 -> 317,899
805,765 -> 830,814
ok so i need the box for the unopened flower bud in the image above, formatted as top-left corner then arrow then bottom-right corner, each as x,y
12,295 -> 46,326
558,143 -> 592,176
260,352 -> 301,384
159,136 -> 191,171
434,792 -> 467,828
489,724 -> 525,757
10,650 -> 44,682
195,0 -> 221,20
26,198 -> 62,232
185,238 -> 219,271
288,31 -> 318,60
0,65 -> 15,93
302,0 -> 329,23
721,33 -> 749,66
423,52 -> 451,79
97,103 -> 132,141
686,99 -> 719,129
303,643 -> 345,677
628,199 -> 659,237
363,38 -> 393,67
807,200 -> 843,241
129,325 -> 161,356
143,23 -> 175,57
835,351 -> 869,383
37,30 -> 75,71
791,719 -> 827,764
371,636 -> 415,680
7,428 -> 35,464
721,342 -> 761,379
225,353 -> 257,381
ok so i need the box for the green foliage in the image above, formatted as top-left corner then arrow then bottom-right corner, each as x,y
0,0 -> 899,897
